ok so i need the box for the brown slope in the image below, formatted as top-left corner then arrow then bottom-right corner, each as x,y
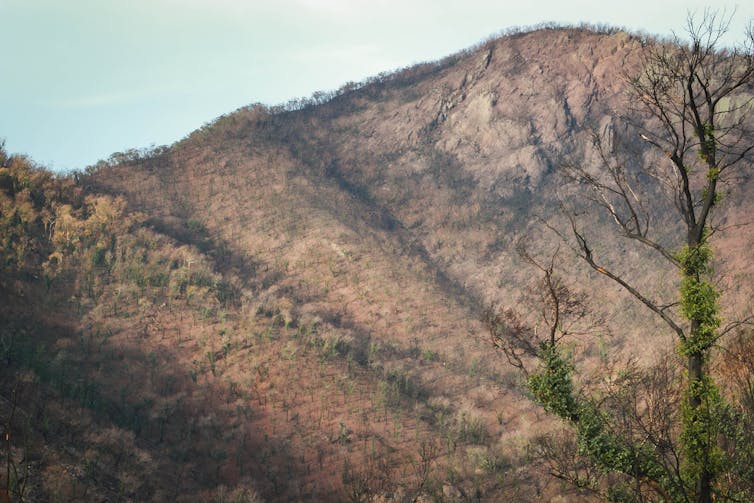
85,113 -> 546,501
2,158 -> 518,501
88,103 -> 535,501
75,25 -> 754,501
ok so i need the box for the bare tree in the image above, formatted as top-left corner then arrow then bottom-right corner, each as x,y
485,241 -> 599,376
489,11 -> 754,502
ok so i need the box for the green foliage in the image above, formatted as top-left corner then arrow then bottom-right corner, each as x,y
579,403 -> 672,497
676,240 -> 713,276
676,239 -> 721,356
526,345 -> 675,498
681,375 -> 726,484
697,121 -> 717,165
527,344 -> 578,420
678,276 -> 720,355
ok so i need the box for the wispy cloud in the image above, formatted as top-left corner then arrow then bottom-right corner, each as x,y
291,42 -> 406,80
293,42 -> 382,63
51,88 -> 166,110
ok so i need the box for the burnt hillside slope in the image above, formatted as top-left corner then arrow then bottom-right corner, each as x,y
2,26 -> 752,502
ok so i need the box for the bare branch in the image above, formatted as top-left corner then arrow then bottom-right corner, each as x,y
566,215 -> 687,341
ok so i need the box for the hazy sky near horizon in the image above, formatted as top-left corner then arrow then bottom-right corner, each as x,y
1,0 -> 752,171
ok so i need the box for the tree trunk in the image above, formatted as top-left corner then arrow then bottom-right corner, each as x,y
688,349 -> 712,503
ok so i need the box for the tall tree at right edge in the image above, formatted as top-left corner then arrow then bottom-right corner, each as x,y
488,12 -> 754,502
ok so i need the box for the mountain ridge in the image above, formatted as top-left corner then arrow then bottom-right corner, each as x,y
2,25 -> 752,501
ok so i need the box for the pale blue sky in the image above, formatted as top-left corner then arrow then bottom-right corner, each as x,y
1,0 -> 752,172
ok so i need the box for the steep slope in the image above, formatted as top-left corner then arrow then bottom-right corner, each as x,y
86,107 -> 529,501
3,26 -> 753,502
93,26 -> 754,365
89,26 -> 754,501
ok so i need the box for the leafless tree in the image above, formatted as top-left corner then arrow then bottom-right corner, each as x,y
490,11 -> 754,502
485,240 -> 601,376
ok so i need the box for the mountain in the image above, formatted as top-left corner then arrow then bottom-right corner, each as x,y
1,26 -> 752,502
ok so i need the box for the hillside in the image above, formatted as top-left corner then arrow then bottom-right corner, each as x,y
2,26 -> 753,502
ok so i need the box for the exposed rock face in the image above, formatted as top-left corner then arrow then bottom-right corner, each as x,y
5,27 -> 750,502
94,24 -> 754,402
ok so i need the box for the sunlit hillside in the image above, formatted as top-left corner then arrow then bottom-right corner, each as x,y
2,25 -> 753,502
